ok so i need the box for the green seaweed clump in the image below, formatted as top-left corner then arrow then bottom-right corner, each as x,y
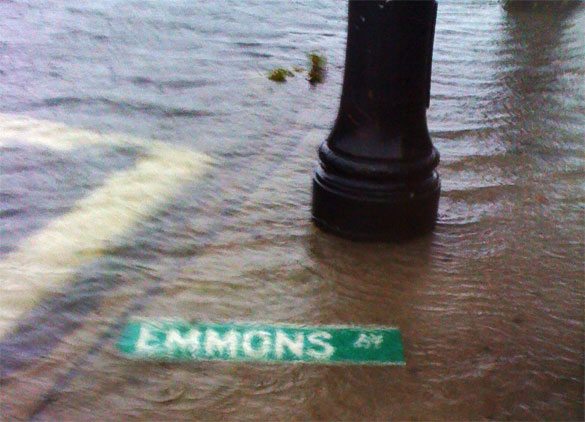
307,52 -> 326,85
268,67 -> 294,83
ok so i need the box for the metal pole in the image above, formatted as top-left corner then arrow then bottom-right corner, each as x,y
311,0 -> 440,241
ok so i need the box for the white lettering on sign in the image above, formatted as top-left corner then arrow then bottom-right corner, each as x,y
275,330 -> 304,358
242,330 -> 271,358
131,325 -> 339,361
136,325 -> 158,354
353,333 -> 384,349
205,329 -> 239,358
306,331 -> 335,359
164,329 -> 201,355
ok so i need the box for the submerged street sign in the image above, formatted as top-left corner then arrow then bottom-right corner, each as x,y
117,320 -> 405,365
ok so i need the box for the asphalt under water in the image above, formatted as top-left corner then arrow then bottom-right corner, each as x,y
0,1 -> 584,420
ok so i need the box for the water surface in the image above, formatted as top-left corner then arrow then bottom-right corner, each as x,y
0,1 -> 584,420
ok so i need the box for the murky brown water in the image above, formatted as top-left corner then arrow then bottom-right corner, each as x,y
1,1 -> 584,420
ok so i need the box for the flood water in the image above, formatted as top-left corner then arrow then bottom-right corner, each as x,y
1,0 -> 584,420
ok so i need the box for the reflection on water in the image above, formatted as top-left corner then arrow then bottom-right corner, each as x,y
0,1 -> 584,420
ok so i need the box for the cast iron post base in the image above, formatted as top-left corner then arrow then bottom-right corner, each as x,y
312,144 -> 440,242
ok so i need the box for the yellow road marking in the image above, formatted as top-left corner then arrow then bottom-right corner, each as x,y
0,113 -> 150,150
0,116 -> 213,337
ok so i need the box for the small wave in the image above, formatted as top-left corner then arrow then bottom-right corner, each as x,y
41,96 -> 216,118
129,77 -> 211,90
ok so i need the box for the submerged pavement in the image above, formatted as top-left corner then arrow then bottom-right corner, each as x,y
1,2 -> 584,420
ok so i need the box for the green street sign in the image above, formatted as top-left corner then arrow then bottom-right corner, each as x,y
117,320 -> 405,365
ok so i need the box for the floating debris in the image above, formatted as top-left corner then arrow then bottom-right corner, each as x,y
268,67 -> 294,83
267,53 -> 326,85
307,52 -> 326,85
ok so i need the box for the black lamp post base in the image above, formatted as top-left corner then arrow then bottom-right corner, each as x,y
310,0 -> 440,242
312,165 -> 440,242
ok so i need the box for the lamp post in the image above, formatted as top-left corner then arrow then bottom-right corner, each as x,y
311,0 -> 440,241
